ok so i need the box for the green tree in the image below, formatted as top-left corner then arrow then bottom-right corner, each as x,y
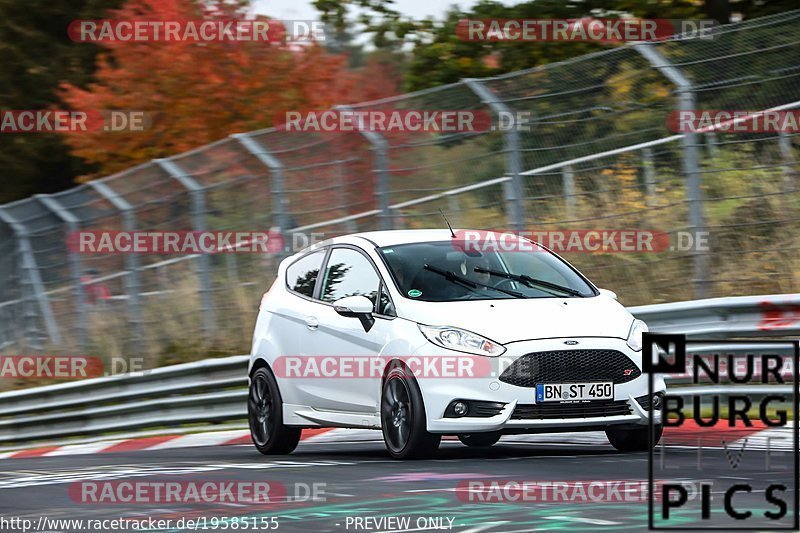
0,0 -> 123,203
314,0 -> 800,91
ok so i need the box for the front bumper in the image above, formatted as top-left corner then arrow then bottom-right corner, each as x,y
414,336 -> 666,433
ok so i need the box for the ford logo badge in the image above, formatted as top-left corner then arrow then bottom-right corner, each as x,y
564,340 -> 579,345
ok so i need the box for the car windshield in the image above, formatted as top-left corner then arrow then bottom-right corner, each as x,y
378,241 -> 596,302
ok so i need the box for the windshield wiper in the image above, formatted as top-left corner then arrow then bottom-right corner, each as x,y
474,267 -> 584,297
423,264 -> 525,298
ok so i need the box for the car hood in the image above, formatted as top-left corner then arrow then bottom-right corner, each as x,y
400,295 -> 634,345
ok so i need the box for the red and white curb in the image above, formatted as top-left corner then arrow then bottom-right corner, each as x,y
0,422 -> 790,459
0,427 -> 334,460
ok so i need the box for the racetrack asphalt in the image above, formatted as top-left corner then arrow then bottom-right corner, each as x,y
0,431 -> 796,532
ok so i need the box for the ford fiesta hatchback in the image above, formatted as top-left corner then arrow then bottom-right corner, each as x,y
248,229 -> 665,459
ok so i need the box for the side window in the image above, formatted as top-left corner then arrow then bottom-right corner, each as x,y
286,249 -> 326,297
320,248 -> 381,309
377,283 -> 396,317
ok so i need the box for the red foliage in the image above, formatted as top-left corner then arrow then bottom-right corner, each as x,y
60,0 -> 358,177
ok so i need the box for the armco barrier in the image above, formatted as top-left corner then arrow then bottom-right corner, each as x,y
0,294 -> 796,445
629,293 -> 800,337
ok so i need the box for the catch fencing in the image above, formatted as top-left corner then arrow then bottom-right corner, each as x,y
0,12 -> 798,357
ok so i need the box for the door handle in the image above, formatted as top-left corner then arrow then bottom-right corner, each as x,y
305,316 -> 319,330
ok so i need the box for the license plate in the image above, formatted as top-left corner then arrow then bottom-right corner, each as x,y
536,382 -> 614,402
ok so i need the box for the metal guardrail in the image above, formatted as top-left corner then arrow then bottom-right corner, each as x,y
0,355 -> 248,444
0,294 -> 796,445
629,293 -> 800,338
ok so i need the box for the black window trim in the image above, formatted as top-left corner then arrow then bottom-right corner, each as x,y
373,244 -> 405,296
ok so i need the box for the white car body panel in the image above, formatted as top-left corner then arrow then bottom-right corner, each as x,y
249,229 -> 666,433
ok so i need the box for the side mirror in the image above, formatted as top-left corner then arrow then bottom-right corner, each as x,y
333,295 -> 375,332
598,288 -> 618,300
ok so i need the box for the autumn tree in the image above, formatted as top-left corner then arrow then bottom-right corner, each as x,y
59,0 -> 361,177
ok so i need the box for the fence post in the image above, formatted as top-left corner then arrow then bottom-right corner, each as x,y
447,194 -> 462,227
464,79 -> 526,231
89,181 -> 144,342
362,133 -> 392,230
337,160 -> 358,233
779,132 -> 796,190
635,43 -> 710,298
154,158 -> 215,339
232,133 -> 291,238
705,132 -> 719,158
35,194 -> 87,350
0,207 -> 61,349
642,147 -> 657,206
335,106 -> 393,231
562,165 -> 576,219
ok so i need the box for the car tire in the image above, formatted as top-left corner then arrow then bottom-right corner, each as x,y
380,366 -> 441,459
248,366 -> 302,455
458,432 -> 502,447
606,424 -> 663,452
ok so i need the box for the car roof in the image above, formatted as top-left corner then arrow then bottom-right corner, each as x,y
291,229 -> 537,259
344,229 -> 476,247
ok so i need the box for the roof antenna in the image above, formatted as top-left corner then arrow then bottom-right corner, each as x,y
439,208 -> 456,238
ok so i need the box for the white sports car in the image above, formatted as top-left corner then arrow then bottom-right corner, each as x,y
248,229 -> 665,459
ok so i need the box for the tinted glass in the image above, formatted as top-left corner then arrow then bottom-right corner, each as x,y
320,248 -> 381,308
379,241 -> 595,302
286,249 -> 326,297
377,283 -> 395,316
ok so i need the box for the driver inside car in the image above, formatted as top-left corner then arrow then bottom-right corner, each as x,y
468,256 -> 493,289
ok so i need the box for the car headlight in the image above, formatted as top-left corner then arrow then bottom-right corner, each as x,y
418,324 -> 506,357
627,319 -> 648,352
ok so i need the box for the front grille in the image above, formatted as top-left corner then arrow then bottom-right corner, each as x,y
511,399 -> 632,420
469,402 -> 506,417
499,349 -> 641,388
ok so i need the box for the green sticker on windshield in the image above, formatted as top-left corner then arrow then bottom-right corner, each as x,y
408,289 -> 422,298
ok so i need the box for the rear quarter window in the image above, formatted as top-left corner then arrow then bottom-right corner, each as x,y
285,249 -> 326,297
